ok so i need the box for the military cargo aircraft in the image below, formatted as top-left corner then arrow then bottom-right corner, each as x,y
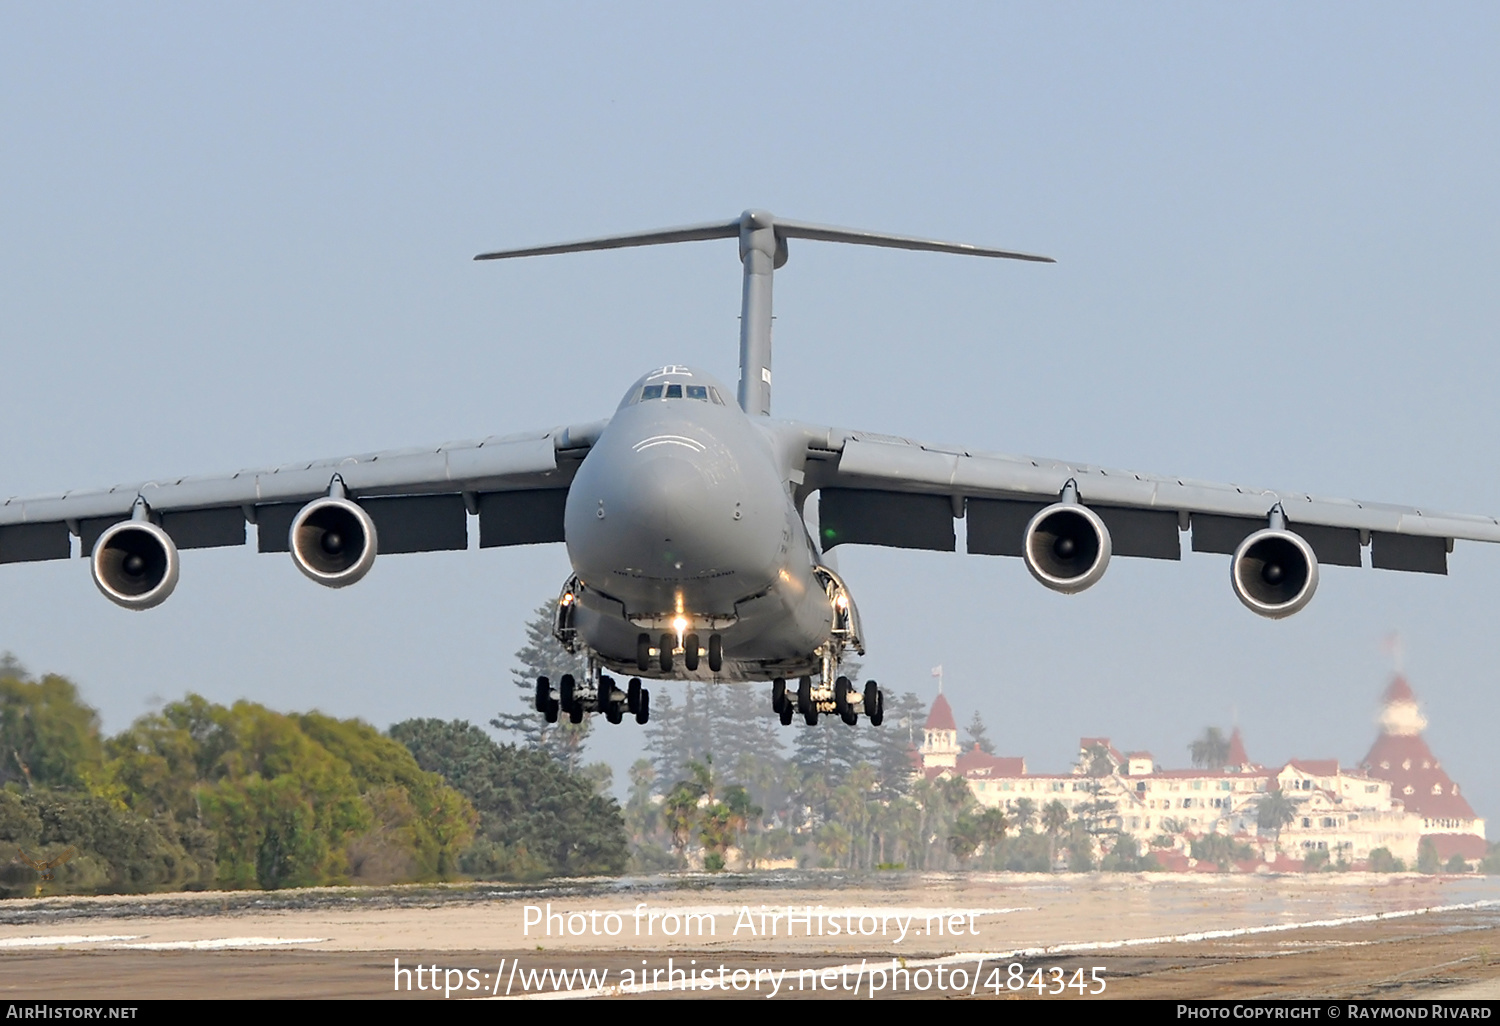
3,210 -> 1498,729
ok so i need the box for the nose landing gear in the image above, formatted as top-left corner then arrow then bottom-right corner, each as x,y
636,632 -> 725,675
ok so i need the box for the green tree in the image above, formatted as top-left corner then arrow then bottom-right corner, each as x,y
1368,847 -> 1405,872
1189,727 -> 1231,770
1479,843 -> 1500,874
1417,837 -> 1441,874
1009,797 -> 1037,834
391,718 -> 626,878
491,602 -> 590,771
0,665 -> 104,791
1041,799 -> 1070,871
963,711 -> 994,755
1190,833 -> 1253,871
1254,789 -> 1297,849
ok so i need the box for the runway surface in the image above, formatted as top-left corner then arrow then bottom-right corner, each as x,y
2,872 -> 1497,999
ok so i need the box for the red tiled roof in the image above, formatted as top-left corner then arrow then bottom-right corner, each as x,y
1149,768 -> 1273,781
1285,759 -> 1340,777
1427,834 -> 1488,861
1362,733 -> 1477,821
924,693 -> 957,731
957,746 -> 1025,777
1079,737 -> 1125,764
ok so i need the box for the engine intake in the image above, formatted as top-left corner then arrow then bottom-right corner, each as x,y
1023,502 -> 1112,593
1231,528 -> 1318,618
290,497 -> 377,587
91,520 -> 180,610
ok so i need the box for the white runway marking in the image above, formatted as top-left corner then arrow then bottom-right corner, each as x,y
0,935 -> 140,948
110,937 -> 327,951
497,898 -> 1500,1000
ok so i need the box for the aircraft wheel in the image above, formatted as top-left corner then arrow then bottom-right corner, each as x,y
796,676 -> 812,714
779,702 -> 794,726
834,676 -> 852,716
708,634 -> 723,672
863,681 -> 879,720
569,704 -> 584,724
871,688 -> 884,727
804,706 -> 819,726
636,634 -> 652,673
544,701 -> 559,724
659,634 -> 674,674
636,688 -> 651,725
607,705 -> 623,725
841,708 -> 858,726
598,675 -> 615,714
627,677 -> 642,715
684,633 -> 700,671
772,677 -> 786,714
559,674 -> 576,715
535,676 -> 551,713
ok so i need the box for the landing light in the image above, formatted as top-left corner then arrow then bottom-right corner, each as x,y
672,615 -> 688,634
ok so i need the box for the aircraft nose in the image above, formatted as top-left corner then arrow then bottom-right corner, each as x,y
623,454 -> 712,538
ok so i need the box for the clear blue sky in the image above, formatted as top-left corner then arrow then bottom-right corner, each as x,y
2,4 -> 1498,815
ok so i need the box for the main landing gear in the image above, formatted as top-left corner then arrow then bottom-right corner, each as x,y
769,665 -> 885,728
535,662 -> 650,726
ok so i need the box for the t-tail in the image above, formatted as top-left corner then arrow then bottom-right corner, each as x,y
476,210 -> 1054,417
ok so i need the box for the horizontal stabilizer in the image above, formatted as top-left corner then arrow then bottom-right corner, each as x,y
475,220 -> 740,261
774,218 -> 1054,263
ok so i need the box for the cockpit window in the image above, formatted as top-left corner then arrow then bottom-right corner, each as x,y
632,380 -> 721,404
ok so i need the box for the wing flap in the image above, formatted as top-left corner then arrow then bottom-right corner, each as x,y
807,427 -> 1500,572
819,489 -> 955,552
0,522 -> 70,564
478,489 -> 568,547
364,495 -> 469,554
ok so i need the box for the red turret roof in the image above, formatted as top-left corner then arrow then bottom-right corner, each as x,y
1361,675 -> 1477,822
1227,728 -> 1249,767
925,693 -> 957,731
1383,674 -> 1416,704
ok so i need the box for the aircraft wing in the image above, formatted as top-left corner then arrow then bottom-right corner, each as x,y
0,420 -> 607,564
794,424 -> 1500,576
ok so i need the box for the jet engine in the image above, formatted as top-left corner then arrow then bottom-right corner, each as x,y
91,520 -> 180,610
1023,501 -> 1112,593
289,496 -> 377,587
1231,528 -> 1318,618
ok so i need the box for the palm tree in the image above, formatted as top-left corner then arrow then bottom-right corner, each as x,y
1010,797 -> 1037,834
1255,789 -> 1297,851
1042,799 -> 1070,871
1189,727 -> 1231,769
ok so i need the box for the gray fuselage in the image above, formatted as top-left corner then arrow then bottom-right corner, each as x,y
563,367 -> 833,680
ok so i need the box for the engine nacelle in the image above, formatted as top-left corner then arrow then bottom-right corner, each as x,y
1023,502 -> 1112,593
289,497 -> 377,587
91,520 -> 180,610
1231,528 -> 1319,618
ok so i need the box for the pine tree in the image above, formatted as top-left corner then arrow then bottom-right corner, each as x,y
964,710 -> 995,755
490,602 -> 589,771
865,690 -> 927,798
